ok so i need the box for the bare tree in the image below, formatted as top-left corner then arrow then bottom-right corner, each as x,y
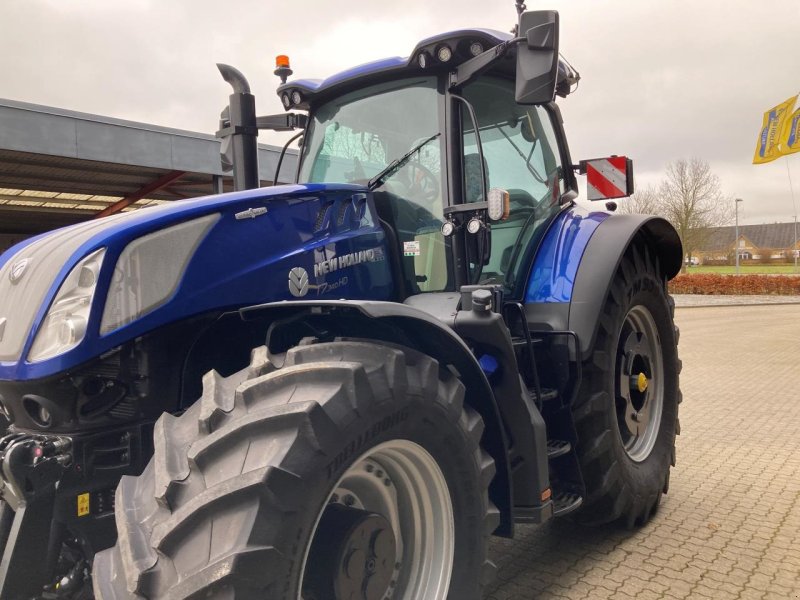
617,183 -> 661,215
657,158 -> 733,272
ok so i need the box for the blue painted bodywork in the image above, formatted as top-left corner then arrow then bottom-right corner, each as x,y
525,207 -> 609,303
0,184 -> 393,381
290,57 -> 408,96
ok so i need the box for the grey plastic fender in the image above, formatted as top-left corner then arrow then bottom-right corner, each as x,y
568,214 -> 681,361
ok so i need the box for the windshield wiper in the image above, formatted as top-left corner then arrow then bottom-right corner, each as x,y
368,133 -> 440,191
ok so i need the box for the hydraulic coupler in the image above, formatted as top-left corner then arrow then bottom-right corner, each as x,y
0,432 -> 73,599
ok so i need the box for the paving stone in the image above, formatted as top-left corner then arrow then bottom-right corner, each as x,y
485,305 -> 800,599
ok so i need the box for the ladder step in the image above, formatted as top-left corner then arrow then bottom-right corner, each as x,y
541,388 -> 558,402
546,439 -> 571,459
552,489 -> 583,517
528,387 -> 559,404
511,336 -> 544,348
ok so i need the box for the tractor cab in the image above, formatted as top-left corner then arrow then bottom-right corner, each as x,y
279,20 -> 584,301
295,68 -> 573,300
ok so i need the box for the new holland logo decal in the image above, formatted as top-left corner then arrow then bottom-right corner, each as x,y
9,258 -> 31,284
288,267 -> 309,298
288,247 -> 384,298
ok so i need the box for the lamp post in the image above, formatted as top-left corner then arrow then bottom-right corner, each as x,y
735,198 -> 743,274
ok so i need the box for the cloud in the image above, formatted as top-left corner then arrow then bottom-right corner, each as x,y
2,0 -> 799,224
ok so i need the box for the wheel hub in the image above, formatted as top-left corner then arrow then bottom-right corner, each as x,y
615,305 -> 664,462
300,440 -> 454,600
304,504 -> 396,600
632,372 -> 649,394
619,334 -> 653,438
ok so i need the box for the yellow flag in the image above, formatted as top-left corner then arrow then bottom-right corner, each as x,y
780,106 -> 800,156
753,95 -> 797,164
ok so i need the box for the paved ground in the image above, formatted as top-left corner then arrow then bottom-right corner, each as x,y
485,304 -> 800,599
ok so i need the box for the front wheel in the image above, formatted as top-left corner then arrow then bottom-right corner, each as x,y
93,340 -> 498,599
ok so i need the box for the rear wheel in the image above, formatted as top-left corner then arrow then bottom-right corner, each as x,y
572,243 -> 681,527
93,340 -> 498,599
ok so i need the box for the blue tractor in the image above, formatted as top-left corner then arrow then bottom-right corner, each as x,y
0,6 -> 682,599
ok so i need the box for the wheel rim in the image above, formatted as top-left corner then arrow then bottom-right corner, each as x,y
615,305 -> 664,462
300,440 -> 454,600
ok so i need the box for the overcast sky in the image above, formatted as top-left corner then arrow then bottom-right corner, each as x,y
3,0 -> 799,225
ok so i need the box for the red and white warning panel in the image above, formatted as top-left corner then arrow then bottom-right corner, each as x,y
580,156 -> 634,201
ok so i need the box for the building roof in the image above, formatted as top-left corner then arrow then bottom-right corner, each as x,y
0,98 -> 298,234
701,222 -> 800,251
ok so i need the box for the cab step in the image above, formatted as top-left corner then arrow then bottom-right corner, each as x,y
511,335 -> 544,350
552,489 -> 583,517
546,439 -> 571,459
528,387 -> 559,404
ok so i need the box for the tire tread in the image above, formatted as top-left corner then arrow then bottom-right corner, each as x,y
94,340 -> 497,599
571,241 -> 681,527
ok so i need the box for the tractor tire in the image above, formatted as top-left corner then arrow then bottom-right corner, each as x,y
571,243 -> 681,527
93,339 -> 498,600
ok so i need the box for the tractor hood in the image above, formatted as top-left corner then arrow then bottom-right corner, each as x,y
0,183 -> 392,380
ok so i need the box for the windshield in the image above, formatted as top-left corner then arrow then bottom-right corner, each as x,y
299,78 -> 450,293
299,78 -> 440,191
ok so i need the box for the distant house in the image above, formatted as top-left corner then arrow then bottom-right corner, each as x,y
693,222 -> 800,264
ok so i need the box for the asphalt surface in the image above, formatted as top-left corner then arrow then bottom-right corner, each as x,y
485,304 -> 800,599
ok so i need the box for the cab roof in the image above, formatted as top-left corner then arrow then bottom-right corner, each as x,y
276,28 -> 578,111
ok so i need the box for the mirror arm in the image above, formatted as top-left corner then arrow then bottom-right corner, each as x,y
255,112 -> 308,132
448,37 -> 524,90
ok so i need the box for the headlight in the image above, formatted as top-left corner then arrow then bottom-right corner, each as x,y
28,248 -> 106,363
100,214 -> 219,335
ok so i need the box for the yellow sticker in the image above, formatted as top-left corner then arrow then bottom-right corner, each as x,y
77,493 -> 90,517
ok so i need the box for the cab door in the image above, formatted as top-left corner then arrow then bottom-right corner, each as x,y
460,76 -> 571,297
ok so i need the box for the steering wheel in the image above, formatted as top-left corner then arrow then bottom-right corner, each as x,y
403,160 -> 440,203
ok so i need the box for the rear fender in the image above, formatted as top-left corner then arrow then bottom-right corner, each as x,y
239,300 -> 515,537
525,213 -> 681,361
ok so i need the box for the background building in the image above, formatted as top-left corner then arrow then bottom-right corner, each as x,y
694,222 -> 800,264
0,98 -> 297,254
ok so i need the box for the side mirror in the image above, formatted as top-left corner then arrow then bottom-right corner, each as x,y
579,156 -> 635,200
515,11 -> 560,105
255,113 -> 308,132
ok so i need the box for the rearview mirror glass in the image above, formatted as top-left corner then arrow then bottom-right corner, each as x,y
515,11 -> 560,105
